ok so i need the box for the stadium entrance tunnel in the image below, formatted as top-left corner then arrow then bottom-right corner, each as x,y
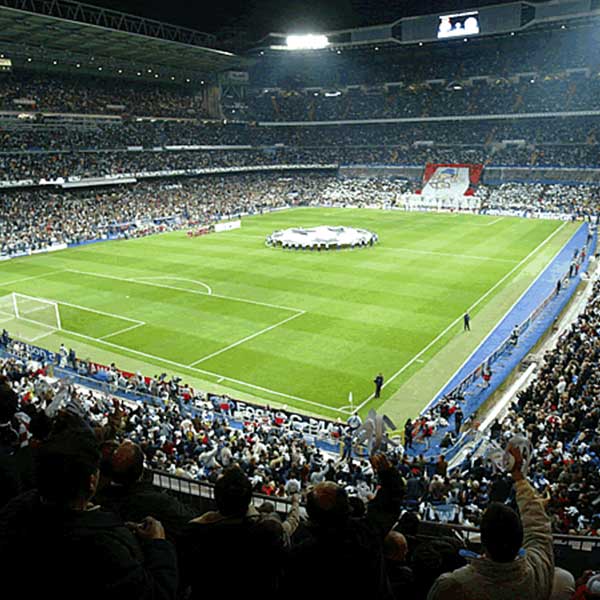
266,225 -> 378,250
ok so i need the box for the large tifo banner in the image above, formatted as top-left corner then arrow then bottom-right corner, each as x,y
420,164 -> 484,199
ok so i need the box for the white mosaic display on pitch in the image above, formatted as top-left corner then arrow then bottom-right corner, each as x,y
267,226 -> 376,247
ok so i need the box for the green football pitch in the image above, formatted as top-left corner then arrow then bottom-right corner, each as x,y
0,208 -> 577,423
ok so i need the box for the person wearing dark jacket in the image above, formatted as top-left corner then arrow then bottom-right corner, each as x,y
283,454 -> 404,600
179,465 -> 287,600
404,418 -> 414,450
0,421 -> 178,600
374,373 -> 384,398
384,531 -> 415,599
95,439 -> 195,542
0,382 -> 22,509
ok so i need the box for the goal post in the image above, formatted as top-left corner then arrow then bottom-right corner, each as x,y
0,293 -> 62,339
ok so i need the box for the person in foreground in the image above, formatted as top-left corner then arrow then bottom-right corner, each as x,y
427,446 -> 562,600
283,453 -> 404,600
0,414 -> 178,600
179,465 -> 297,600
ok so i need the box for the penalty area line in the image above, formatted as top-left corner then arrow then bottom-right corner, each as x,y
66,269 -> 304,314
352,221 -> 568,414
188,311 -> 306,366
99,322 -> 146,341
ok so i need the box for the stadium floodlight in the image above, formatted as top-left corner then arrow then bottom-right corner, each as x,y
286,34 -> 329,50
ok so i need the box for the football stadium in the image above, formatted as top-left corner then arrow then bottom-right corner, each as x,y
1,1 -> 599,598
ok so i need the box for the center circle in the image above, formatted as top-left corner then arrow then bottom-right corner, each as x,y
266,226 -> 378,250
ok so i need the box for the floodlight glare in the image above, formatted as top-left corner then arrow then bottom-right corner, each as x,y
286,34 -> 328,50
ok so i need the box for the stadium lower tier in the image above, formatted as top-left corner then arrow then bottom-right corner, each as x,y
1,175 -> 597,258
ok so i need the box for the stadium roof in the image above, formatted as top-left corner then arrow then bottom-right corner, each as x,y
0,0 -> 248,83
254,0 -> 600,52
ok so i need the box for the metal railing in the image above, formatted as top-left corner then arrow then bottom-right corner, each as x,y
151,469 -> 600,552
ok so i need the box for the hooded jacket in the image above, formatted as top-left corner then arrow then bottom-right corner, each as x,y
427,479 -> 554,600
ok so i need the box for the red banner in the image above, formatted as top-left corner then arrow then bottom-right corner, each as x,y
420,163 -> 484,196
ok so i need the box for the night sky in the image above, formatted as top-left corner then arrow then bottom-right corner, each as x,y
82,0 -> 520,39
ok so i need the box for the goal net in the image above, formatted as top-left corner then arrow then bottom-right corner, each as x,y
0,293 -> 62,342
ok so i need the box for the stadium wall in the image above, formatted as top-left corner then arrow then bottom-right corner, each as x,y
258,109 -> 600,127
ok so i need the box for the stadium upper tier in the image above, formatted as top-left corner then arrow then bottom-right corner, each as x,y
247,77 -> 600,123
3,19 -> 600,181
3,67 -> 600,123
0,71 -> 210,119
1,117 -> 597,151
249,25 -> 598,89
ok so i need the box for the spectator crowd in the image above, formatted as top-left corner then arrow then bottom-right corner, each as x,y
2,17 -> 600,600
248,77 -> 600,122
3,174 -> 599,257
0,70 -> 209,118
478,183 -> 600,218
0,173 -> 332,256
1,117 -> 597,152
0,314 -> 596,599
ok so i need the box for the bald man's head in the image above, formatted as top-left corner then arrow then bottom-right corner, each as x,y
306,482 -> 350,525
384,531 -> 408,562
110,440 -> 144,486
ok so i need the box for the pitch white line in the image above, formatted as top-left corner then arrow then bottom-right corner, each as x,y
0,270 -> 66,288
188,311 -> 306,366
195,290 -> 301,313
484,217 -> 505,226
133,276 -> 213,295
352,221 -> 568,414
28,330 -> 57,343
33,296 -> 144,325
379,247 -> 518,264
54,327 -> 344,413
66,269 -> 303,314
100,322 -> 146,340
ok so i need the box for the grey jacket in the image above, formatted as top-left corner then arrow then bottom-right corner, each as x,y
427,479 -> 554,600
